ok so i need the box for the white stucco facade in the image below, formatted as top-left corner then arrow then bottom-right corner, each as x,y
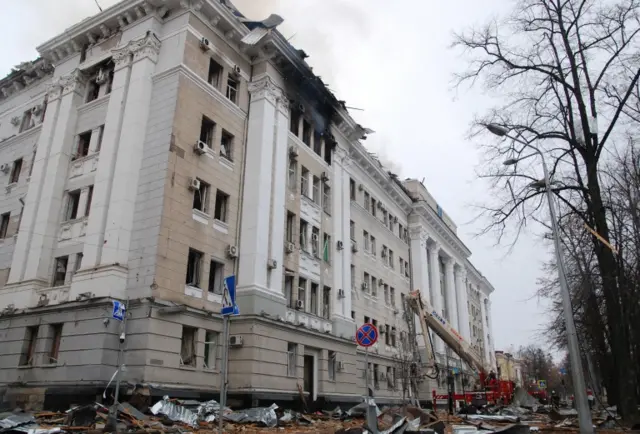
0,0 -> 496,408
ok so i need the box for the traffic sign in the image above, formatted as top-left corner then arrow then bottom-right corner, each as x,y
221,275 -> 239,316
356,323 -> 378,347
538,380 -> 547,389
112,300 -> 125,321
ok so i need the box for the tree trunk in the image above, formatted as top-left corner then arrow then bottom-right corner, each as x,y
586,160 -> 638,421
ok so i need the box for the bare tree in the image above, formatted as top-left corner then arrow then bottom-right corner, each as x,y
453,0 -> 640,420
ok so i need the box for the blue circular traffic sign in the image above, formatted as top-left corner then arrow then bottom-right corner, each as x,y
356,323 -> 378,347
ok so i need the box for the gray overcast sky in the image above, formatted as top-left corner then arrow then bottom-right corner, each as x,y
0,0 -> 555,354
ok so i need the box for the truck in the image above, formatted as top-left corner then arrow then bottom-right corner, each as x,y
405,290 -> 514,408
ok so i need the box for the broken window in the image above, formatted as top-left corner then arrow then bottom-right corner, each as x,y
302,119 -> 312,146
48,324 -> 63,363
86,79 -> 100,103
323,184 -> 331,214
9,158 -> 22,184
363,230 -> 369,251
85,186 -> 94,217
299,219 -> 308,251
371,198 -> 377,216
284,273 -> 294,308
287,342 -> 297,376
351,310 -> 355,320
214,190 -> 229,222
371,276 -> 377,297
322,286 -> 331,319
192,178 -> 210,213
297,277 -> 307,310
286,212 -> 295,243
204,330 -> 218,369
328,351 -> 336,381
64,190 -> 81,221
74,253 -> 83,273
389,250 -> 394,269
300,166 -> 309,197
384,324 -> 390,345
349,178 -> 356,200
0,212 -> 9,239
384,285 -> 389,304
19,110 -> 34,133
351,265 -> 356,289
74,131 -> 91,159
387,366 -> 394,389
373,364 -> 380,389
350,221 -> 355,240
370,235 -> 376,256
313,131 -> 323,156
199,116 -> 216,148
186,248 -> 203,288
288,156 -> 297,190
324,140 -> 332,165
290,109 -> 301,136
220,130 -> 234,161
180,326 -> 197,367
95,125 -> 104,152
390,287 -> 396,306
363,272 -> 370,292
364,315 -> 370,324
391,327 -> 397,347
226,76 -> 238,103
208,260 -> 224,295
310,282 -> 318,315
19,325 -> 39,366
364,192 -> 370,211
208,58 -> 223,88
311,226 -> 320,257
312,176 -> 321,205
52,256 -> 68,287
323,233 -> 330,263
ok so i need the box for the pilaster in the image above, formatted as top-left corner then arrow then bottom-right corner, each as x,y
480,296 -> 491,366
454,266 -> 471,341
444,258 -> 458,331
409,227 -> 429,299
236,74 -> 286,317
23,70 -> 87,283
486,298 -> 496,368
428,242 -> 444,353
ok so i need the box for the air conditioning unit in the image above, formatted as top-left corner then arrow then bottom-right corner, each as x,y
336,240 -> 344,250
95,68 -> 108,85
295,299 -> 304,310
267,258 -> 277,269
289,146 -> 299,159
361,282 -> 368,291
351,241 -> 358,253
338,289 -> 345,299
226,244 -> 239,258
358,184 -> 364,191
188,178 -> 201,191
194,140 -> 207,155
229,335 -> 243,347
0,164 -> 9,174
312,233 -> 319,242
321,172 -> 329,183
377,202 -> 383,209
380,372 -> 387,380
199,37 -> 210,50
393,308 -> 399,315
378,279 -> 384,286
285,242 -> 295,254
393,216 -> 398,223
337,360 -> 345,372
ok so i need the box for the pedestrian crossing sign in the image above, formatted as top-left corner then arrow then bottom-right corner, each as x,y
221,275 -> 239,316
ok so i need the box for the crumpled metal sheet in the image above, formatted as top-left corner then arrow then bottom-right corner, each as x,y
0,414 -> 36,430
13,426 -> 61,434
196,399 -> 221,423
224,403 -> 279,428
465,415 -> 520,423
405,417 -> 421,432
378,416 -> 406,434
346,399 -> 382,418
150,397 -> 198,427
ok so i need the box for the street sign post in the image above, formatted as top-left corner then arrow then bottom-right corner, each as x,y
538,380 -> 547,389
356,323 -> 378,430
219,275 -> 237,434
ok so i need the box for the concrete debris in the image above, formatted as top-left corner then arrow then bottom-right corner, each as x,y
511,388 -> 540,409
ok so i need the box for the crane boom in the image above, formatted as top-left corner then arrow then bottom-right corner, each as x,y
406,290 -> 489,377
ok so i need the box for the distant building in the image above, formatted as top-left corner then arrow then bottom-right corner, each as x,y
495,351 -> 523,386
0,0 -> 496,408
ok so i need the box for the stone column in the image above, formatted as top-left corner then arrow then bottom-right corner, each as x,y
267,93 -> 290,296
236,75 -> 286,317
480,296 -> 491,366
331,147 -> 354,338
409,228 -> 429,300
9,78 -> 65,284
428,242 -> 444,354
486,298 -> 496,368
455,266 -> 471,341
444,258 -> 458,330
22,70 -> 86,284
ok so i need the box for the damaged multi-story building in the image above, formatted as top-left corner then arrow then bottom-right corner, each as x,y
0,0 -> 497,409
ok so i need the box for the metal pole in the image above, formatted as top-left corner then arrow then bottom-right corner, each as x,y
108,299 -> 129,430
218,315 -> 229,434
538,154 -> 594,434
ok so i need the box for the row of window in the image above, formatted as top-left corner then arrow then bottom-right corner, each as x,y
192,180 -> 230,222
19,324 -> 63,367
283,274 -> 331,318
185,248 -> 226,295
198,115 -> 235,161
287,161 -> 332,214
368,363 -> 399,390
289,111 -> 332,166
207,58 -> 239,105
352,224 -> 410,278
73,126 -> 104,160
360,271 -> 399,303
349,179 -> 409,243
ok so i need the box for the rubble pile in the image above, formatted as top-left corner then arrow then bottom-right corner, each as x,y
0,396 -> 631,434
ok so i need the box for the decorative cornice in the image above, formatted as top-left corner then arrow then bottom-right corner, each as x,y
111,31 -> 161,69
413,200 -> 471,258
276,94 -> 290,117
47,69 -> 86,100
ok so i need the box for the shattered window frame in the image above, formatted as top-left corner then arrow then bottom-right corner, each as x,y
180,326 -> 197,368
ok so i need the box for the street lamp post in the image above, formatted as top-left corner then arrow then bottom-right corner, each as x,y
486,124 -> 593,434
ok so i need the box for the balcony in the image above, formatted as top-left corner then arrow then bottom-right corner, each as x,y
69,153 -> 99,179
59,217 -> 88,241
